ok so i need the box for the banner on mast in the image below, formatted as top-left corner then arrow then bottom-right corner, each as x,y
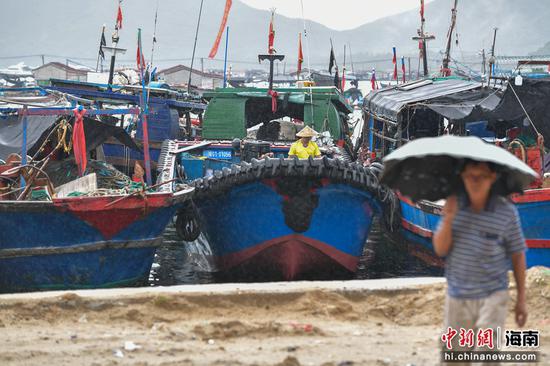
209,0 -> 233,59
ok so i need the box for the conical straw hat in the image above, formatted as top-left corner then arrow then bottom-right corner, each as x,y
296,125 -> 318,138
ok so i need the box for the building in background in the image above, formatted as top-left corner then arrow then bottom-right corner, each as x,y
32,62 -> 88,85
158,65 -> 224,90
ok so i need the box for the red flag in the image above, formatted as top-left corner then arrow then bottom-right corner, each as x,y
137,29 -> 145,73
268,90 -> 278,113
297,33 -> 304,76
209,0 -> 233,59
268,12 -> 275,54
72,108 -> 87,177
371,69 -> 377,90
401,56 -> 406,83
392,47 -> 398,81
116,4 -> 123,30
420,0 -> 425,20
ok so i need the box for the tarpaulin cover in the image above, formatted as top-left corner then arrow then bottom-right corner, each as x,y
425,89 -> 501,121
486,78 -> 550,147
363,78 -> 483,122
0,114 -> 140,160
0,114 -> 57,161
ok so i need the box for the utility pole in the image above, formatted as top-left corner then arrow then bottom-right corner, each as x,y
441,0 -> 459,76
408,57 -> 412,80
41,55 -> 45,66
412,0 -> 435,77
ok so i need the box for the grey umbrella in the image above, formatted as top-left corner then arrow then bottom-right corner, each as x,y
380,135 -> 539,201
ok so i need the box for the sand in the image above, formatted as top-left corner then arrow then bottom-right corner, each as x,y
0,269 -> 548,366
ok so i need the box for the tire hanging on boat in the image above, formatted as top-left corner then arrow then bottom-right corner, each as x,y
277,177 -> 320,233
175,202 -> 201,242
188,157 -> 401,235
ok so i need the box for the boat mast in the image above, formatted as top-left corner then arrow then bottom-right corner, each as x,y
349,43 -> 355,75
441,0 -> 458,77
188,0 -> 205,94
488,28 -> 498,86
412,0 -> 435,77
107,0 -> 123,90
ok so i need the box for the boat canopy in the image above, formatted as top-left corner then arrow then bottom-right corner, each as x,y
364,77 -> 550,148
202,86 -> 353,140
0,114 -> 140,161
363,78 -> 495,123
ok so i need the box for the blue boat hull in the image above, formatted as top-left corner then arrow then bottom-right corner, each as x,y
194,180 -> 379,280
398,189 -> 550,268
0,194 -> 179,292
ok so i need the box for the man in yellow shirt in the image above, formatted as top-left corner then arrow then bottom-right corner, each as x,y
288,126 -> 321,159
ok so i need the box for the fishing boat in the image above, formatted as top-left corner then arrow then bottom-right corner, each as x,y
361,76 -> 550,268
0,105 -> 192,292
163,76 -> 397,281
45,78 -> 206,173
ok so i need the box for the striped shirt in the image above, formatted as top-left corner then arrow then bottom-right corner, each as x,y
439,194 -> 526,299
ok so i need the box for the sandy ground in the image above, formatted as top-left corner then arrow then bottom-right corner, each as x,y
0,269 -> 548,366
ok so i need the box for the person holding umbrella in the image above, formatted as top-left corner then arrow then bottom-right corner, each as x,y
288,126 -> 321,159
433,160 -> 527,358
380,135 -> 537,360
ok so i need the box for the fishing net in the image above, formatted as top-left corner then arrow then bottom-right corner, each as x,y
45,159 -> 138,196
46,159 -> 131,189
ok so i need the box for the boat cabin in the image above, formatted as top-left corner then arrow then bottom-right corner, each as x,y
201,86 -> 353,142
176,86 -> 354,181
362,77 -> 550,188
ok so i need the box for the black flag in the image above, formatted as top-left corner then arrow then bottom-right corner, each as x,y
334,65 -> 340,90
329,46 -> 336,75
99,29 -> 106,60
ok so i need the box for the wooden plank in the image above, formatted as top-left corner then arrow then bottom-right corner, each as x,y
55,173 -> 97,198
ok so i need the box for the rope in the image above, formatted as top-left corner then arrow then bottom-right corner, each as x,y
509,139 -> 527,163
32,118 -> 72,164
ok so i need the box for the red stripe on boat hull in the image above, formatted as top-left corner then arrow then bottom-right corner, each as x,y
401,219 -> 550,249
512,188 -> 550,204
401,218 -> 433,238
526,239 -> 550,249
216,234 -> 358,281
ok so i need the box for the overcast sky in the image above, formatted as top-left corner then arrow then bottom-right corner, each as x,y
240,0 -> 436,30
